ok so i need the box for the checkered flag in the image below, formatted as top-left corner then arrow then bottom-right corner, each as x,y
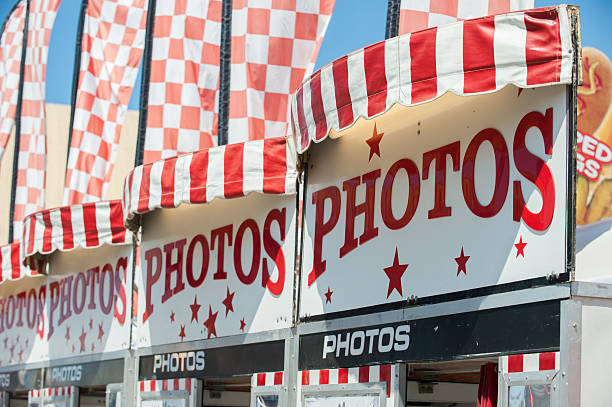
227,0 -> 335,143
12,0 -> 61,241
0,1 -> 26,161
142,0 -> 222,165
399,0 -> 533,34
63,0 -> 148,204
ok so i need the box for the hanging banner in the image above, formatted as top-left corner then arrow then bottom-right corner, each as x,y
300,85 -> 570,317
133,194 -> 296,347
575,47 -> 612,280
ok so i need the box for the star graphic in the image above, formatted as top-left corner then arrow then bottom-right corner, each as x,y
365,123 -> 384,161
204,306 -> 218,339
515,236 -> 527,258
18,349 -> 23,363
169,311 -> 175,323
240,318 -> 246,332
455,247 -> 470,276
98,323 -> 104,342
178,325 -> 186,342
65,327 -> 70,342
222,287 -> 235,317
9,344 -> 14,359
324,287 -> 333,304
189,296 -> 201,323
3,337 -> 8,349
89,319 -> 93,330
91,343 -> 95,352
79,328 -> 87,352
383,248 -> 409,298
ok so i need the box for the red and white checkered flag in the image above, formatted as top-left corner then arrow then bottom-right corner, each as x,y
63,0 -> 148,204
399,0 -> 533,34
0,1 -> 26,160
227,0 -> 335,143
12,0 -> 61,241
142,0 -> 222,165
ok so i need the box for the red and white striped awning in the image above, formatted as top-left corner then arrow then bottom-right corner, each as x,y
291,6 -> 574,153
0,241 -> 39,282
22,200 -> 130,268
123,136 -> 298,228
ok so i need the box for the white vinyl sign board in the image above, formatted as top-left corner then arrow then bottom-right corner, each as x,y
303,394 -> 379,406
0,244 -> 133,366
134,193 -> 296,347
301,85 -> 569,317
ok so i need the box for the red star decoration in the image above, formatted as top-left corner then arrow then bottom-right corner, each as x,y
324,287 -> 333,304
204,306 -> 218,339
89,319 -> 93,330
72,344 -> 75,353
3,337 -> 8,349
366,123 -> 384,161
9,344 -> 14,359
65,327 -> 70,342
178,325 -> 186,342
18,349 -> 23,363
91,343 -> 95,352
79,328 -> 87,352
189,296 -> 201,323
222,287 -> 235,317
455,247 -> 470,276
383,248 -> 409,298
239,318 -> 246,332
169,311 -> 175,323
98,323 -> 104,342
515,236 -> 527,258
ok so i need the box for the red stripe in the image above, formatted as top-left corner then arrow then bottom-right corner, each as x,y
27,215 -> 36,256
539,352 -> 555,370
309,70 -> 327,140
160,157 -> 177,208
68,387 -> 71,396
524,8 -> 562,85
295,87 -> 309,151
274,371 -> 283,385
109,201 -> 126,244
319,369 -> 329,384
10,243 -> 20,280
257,373 -> 266,386
189,150 -> 209,204
463,18 -> 496,93
82,203 -> 99,247
60,206 -> 74,250
301,370 -> 310,385
140,382 -> 144,392
263,138 -> 287,194
364,42 -> 387,116
410,28 -> 438,103
186,378 -> 191,395
332,56 -> 353,128
380,365 -> 391,398
150,381 -> 156,391
224,144 -> 244,199
508,355 -> 523,372
162,380 -> 168,391
42,211 -> 53,253
338,368 -> 348,384
173,379 -> 179,391
137,165 -> 152,214
358,366 -> 369,383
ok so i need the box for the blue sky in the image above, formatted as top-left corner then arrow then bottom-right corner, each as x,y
0,0 -> 609,110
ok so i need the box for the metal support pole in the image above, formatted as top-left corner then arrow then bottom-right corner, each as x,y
285,328 -> 299,406
123,351 -> 139,407
559,299 -> 581,407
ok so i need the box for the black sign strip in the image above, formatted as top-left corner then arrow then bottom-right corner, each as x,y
139,340 -> 284,380
44,358 -> 124,388
299,300 -> 560,371
301,274 -> 569,323
0,368 -> 42,392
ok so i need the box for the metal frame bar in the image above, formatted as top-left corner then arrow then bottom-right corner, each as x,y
559,299 -> 581,407
499,370 -> 560,407
250,384 -> 287,407
137,380 -> 202,407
